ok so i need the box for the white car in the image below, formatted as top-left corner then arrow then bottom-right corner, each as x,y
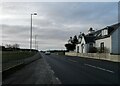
45,51 -> 51,55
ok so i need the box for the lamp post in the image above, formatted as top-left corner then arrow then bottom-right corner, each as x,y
35,35 -> 37,50
30,12 -> 37,51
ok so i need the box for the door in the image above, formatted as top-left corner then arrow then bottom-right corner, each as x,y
76,46 -> 79,53
100,42 -> 104,53
81,43 -> 84,53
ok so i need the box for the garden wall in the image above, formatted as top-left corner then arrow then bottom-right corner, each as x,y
65,52 -> 120,62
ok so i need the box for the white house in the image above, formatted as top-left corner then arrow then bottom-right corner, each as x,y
76,23 -> 120,55
76,33 -> 95,53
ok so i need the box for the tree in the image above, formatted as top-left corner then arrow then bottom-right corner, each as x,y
0,45 -> 5,51
5,44 -> 19,48
68,37 -> 73,44
65,43 -> 76,52
72,35 -> 78,44
5,43 -> 20,51
12,44 -> 20,49
5,44 -> 12,48
65,35 -> 79,51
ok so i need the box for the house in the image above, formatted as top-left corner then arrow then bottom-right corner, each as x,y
76,23 -> 120,55
76,32 -> 95,53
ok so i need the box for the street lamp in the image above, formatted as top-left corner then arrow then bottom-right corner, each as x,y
30,12 -> 37,51
35,35 -> 37,50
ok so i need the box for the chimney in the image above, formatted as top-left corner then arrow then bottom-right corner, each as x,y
88,27 -> 95,33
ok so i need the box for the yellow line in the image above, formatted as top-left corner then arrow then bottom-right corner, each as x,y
69,59 -> 77,63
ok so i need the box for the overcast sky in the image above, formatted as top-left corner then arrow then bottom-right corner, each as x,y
0,2 -> 119,50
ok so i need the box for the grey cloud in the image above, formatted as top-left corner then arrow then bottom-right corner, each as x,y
2,2 -> 117,26
1,2 -> 118,50
2,24 -> 30,35
2,24 -> 30,45
38,2 -> 117,24
2,24 -> 69,49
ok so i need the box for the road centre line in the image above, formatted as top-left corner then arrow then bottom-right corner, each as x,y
56,77 -> 60,81
51,70 -> 55,74
56,77 -> 62,84
69,59 -> 77,63
84,63 -> 114,73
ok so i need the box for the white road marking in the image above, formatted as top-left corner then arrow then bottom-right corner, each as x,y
56,77 -> 59,81
56,77 -> 62,84
51,70 -> 55,74
49,66 -> 51,69
84,63 -> 114,73
69,59 -> 77,63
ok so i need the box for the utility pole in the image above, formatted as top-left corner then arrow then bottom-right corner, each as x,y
35,35 -> 37,50
30,12 -> 37,51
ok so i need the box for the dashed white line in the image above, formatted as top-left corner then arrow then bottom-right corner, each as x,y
49,66 -> 51,69
69,59 -> 77,63
56,77 -> 59,81
47,64 -> 51,69
51,70 -> 55,74
84,63 -> 114,73
56,77 -> 62,84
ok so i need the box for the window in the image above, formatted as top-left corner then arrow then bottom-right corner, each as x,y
102,29 -> 108,36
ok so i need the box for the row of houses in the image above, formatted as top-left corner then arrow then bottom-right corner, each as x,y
75,23 -> 120,55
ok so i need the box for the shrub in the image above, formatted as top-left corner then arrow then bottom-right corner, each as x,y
96,47 -> 109,53
89,47 -> 97,53
65,43 -> 76,52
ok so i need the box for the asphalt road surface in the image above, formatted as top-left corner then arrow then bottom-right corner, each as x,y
42,53 -> 120,84
3,57 -> 58,84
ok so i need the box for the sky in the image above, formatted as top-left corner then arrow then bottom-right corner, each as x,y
0,1 -> 119,50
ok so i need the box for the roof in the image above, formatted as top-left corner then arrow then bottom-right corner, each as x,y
95,23 -> 120,40
84,36 -> 95,43
79,23 -> 120,44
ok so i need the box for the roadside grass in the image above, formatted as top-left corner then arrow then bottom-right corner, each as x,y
1,51 -> 38,70
2,51 -> 37,63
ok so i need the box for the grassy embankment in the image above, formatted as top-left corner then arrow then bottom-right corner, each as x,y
1,51 -> 37,71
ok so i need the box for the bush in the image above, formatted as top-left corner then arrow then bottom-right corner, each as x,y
65,43 -> 76,52
89,47 -> 97,53
96,47 -> 110,53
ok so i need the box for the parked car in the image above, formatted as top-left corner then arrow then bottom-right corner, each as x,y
45,51 -> 51,55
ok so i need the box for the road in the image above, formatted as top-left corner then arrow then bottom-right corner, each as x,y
3,57 -> 58,84
42,53 -> 120,84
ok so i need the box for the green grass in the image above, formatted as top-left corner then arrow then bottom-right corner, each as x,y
1,51 -> 38,71
2,51 -> 37,63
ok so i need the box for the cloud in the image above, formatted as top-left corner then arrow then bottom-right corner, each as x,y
1,2 -> 118,50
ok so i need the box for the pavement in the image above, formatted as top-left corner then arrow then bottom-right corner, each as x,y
42,53 -> 120,84
2,52 -> 61,84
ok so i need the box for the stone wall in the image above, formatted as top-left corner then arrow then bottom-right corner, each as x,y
65,52 -> 120,62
